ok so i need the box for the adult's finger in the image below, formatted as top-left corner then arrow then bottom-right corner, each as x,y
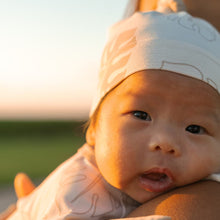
14,173 -> 35,198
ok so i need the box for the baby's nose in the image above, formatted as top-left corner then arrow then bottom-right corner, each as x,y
148,131 -> 181,156
150,144 -> 177,155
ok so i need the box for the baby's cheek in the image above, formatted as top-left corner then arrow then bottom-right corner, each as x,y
211,147 -> 220,173
205,139 -> 220,173
190,148 -> 220,182
95,146 -> 133,188
95,145 -> 119,175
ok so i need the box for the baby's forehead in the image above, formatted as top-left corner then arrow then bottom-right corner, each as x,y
124,69 -> 217,92
119,70 -> 220,110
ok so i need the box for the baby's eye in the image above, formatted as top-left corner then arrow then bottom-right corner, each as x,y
132,111 -> 151,121
185,124 -> 205,134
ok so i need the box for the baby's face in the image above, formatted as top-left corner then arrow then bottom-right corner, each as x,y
90,70 -> 220,203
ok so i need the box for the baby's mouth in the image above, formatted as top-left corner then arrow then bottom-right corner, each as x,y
139,168 -> 174,193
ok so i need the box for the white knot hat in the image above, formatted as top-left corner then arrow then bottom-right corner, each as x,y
90,11 -> 220,115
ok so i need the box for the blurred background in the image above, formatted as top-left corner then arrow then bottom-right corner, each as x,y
0,0 -> 128,211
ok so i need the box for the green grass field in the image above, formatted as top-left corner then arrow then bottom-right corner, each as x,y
0,120 -> 86,185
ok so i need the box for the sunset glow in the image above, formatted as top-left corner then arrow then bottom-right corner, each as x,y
0,0 -> 128,119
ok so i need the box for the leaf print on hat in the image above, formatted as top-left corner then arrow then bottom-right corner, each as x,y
99,28 -> 137,96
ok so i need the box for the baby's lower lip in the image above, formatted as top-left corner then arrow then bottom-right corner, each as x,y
139,168 -> 174,193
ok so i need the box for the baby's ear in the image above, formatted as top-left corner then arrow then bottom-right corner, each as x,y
86,123 -> 96,146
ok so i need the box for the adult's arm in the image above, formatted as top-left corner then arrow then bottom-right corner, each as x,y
127,180 -> 220,220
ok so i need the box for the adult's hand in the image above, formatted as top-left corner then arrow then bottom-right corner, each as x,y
0,173 -> 35,220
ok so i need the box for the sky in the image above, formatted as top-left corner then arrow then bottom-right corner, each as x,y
0,0 -> 129,120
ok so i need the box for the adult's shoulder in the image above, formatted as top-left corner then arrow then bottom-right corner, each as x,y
127,180 -> 220,220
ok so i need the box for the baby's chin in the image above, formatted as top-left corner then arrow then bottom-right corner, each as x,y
121,182 -> 167,204
125,188 -> 164,204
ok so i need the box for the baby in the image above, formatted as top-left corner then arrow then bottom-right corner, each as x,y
7,5 -> 220,220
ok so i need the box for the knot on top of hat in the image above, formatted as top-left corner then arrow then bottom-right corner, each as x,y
156,0 -> 186,13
